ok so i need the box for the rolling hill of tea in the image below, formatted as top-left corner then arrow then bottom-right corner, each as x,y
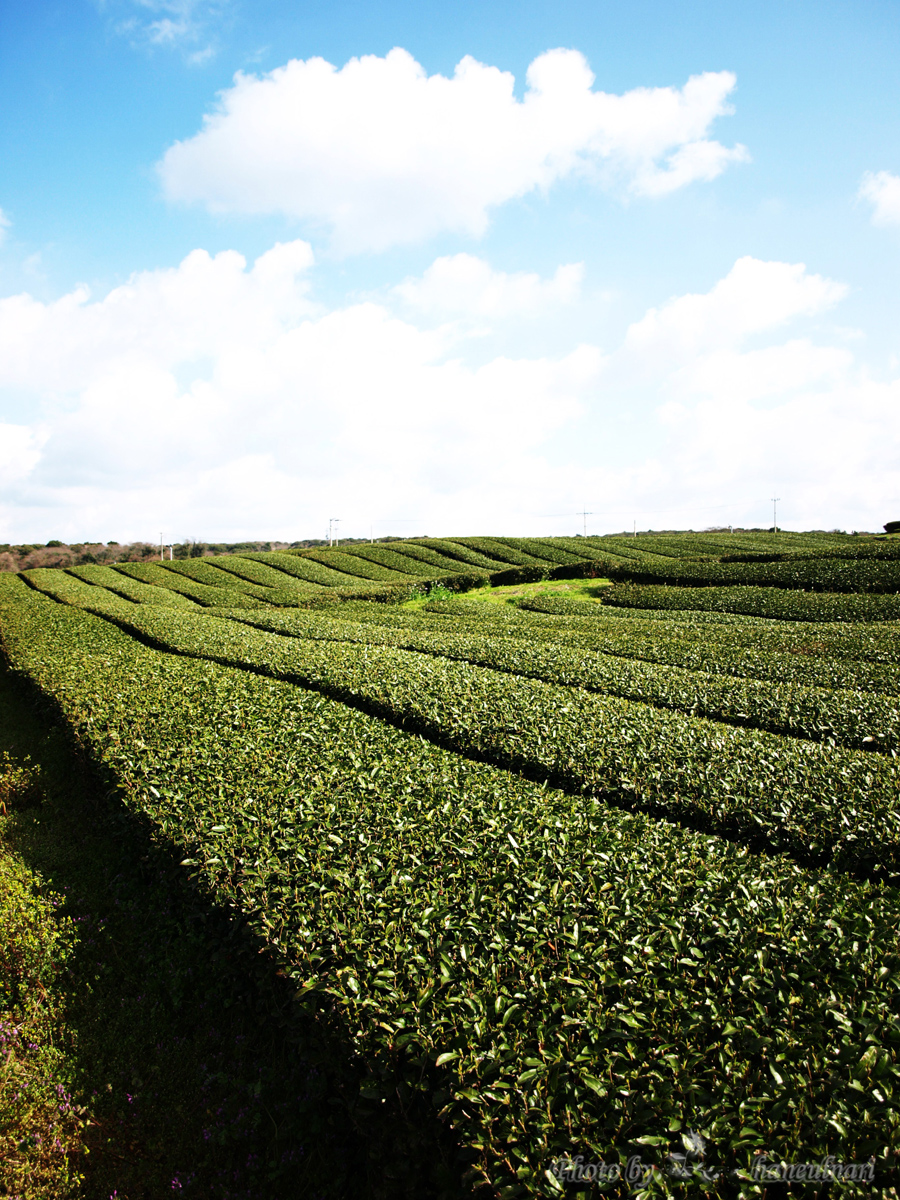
1,531 -> 899,1195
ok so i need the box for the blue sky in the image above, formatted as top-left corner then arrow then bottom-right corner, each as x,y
1,0 -> 899,541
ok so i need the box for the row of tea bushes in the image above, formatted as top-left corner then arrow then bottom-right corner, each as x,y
115,562 -> 269,608
202,554 -> 323,592
721,539 -> 900,564
603,583 -> 900,622
448,537 -> 555,567
301,549 -> 413,582
210,607 -> 900,752
408,539 -> 516,571
1,580 -> 897,1194
598,558 -> 900,594
81,603 -> 900,876
159,558 -> 278,601
23,568 -> 138,613
390,541 -> 495,574
595,532 -> 853,560
245,551 -> 367,587
338,598 -> 900,693
328,545 -> 442,577
472,538 -> 588,567
68,564 -> 198,608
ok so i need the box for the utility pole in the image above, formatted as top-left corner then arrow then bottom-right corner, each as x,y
159,532 -> 163,562
577,509 -> 593,537
771,497 -> 780,532
328,518 -> 341,547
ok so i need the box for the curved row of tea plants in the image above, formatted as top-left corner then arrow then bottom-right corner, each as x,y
115,562 -> 268,608
301,549 -> 412,582
209,606 -> 900,752
69,563 -> 198,607
159,558 -> 279,601
245,551 -> 370,587
475,539 -> 588,567
447,538 -> 553,567
23,568 -> 141,613
597,557 -> 900,594
408,539 -> 515,571
603,583 -> 900,622
72,599 -> 900,876
186,554 -> 322,592
1,580 -> 897,1194
336,598 -> 900,694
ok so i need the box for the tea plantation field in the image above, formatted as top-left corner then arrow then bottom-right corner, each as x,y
1,532 -> 899,1195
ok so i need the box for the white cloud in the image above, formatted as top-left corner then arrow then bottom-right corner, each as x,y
158,47 -> 748,253
100,0 -> 224,60
1,243 -> 896,541
602,258 -> 899,531
0,242 -> 602,541
0,423 -> 44,482
623,256 -> 847,359
0,209 -> 10,247
859,170 -> 900,227
393,254 -> 583,319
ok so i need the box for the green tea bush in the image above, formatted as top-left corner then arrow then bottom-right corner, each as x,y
450,537 -> 550,566
408,539 -> 509,570
203,554 -> 324,591
604,583 -> 900,621
23,568 -> 136,614
331,545 -> 437,576
243,551 -> 362,587
0,755 -> 87,1197
69,563 -> 197,607
484,538 -> 587,566
2,591 -> 899,1194
390,541 -> 495,572
302,549 -> 413,581
214,605 -> 900,751
76,603 -> 900,875
116,562 -> 268,608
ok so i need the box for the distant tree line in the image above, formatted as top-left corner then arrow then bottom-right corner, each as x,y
0,534 -> 421,571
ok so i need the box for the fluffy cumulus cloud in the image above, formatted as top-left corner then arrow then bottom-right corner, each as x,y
603,258 -> 899,530
0,241 -> 602,541
393,254 -> 584,319
859,170 -> 900,227
158,47 -> 748,253
624,256 -> 847,358
1,243 -> 896,541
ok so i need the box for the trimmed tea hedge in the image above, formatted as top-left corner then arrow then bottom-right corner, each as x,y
115,563 -> 268,609
302,550 -> 412,582
604,583 -> 900,622
1,582 -> 898,1194
210,606 -> 900,752
74,603 -> 900,876
408,540 -> 511,571
204,555 -> 324,591
242,551 -> 362,588
68,564 -> 198,607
